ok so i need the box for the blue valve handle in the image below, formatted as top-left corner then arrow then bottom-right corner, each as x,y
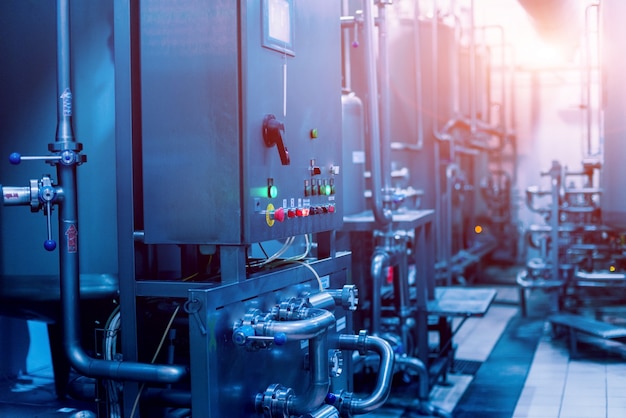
44,201 -> 56,252
9,152 -> 62,165
232,326 -> 287,346
9,152 -> 21,165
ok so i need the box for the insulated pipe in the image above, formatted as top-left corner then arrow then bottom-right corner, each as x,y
370,250 -> 391,335
55,0 -> 186,383
333,333 -> 394,415
362,0 -> 392,227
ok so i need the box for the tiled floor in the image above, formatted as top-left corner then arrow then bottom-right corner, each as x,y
513,331 -> 626,418
368,284 -> 626,418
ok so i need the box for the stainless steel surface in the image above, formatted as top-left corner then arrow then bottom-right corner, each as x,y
140,0 -> 343,245
601,0 -> 626,229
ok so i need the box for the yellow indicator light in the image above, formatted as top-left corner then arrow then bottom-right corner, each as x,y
610,265 -> 616,272
474,225 -> 483,234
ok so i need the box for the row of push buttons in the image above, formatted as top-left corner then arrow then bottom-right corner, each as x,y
273,205 -> 336,222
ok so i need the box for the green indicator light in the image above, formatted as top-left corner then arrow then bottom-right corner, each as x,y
310,128 -> 318,139
324,185 -> 331,196
268,185 -> 278,199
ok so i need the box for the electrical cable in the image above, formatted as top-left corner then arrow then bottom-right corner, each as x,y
129,304 -> 181,418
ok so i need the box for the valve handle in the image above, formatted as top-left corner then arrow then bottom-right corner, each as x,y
9,152 -> 62,165
263,115 -> 290,166
232,326 -> 287,346
43,200 -> 56,251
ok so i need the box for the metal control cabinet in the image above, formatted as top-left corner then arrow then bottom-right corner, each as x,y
140,0 -> 343,245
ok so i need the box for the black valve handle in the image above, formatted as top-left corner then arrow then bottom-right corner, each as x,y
263,114 -> 290,166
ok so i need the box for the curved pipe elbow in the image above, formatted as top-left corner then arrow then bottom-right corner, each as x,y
394,354 -> 429,400
335,334 -> 395,415
265,308 -> 336,340
67,342 -> 187,383
370,251 -> 391,283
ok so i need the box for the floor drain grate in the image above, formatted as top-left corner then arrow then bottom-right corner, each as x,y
452,359 -> 482,375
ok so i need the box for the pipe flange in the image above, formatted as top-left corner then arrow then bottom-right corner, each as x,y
256,383 -> 293,417
357,330 -> 369,355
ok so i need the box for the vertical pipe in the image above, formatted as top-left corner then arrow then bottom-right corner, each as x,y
378,4 -> 392,202
362,0 -> 392,226
56,0 -> 75,146
57,0 -> 186,384
290,335 -> 330,416
550,177 -> 559,282
342,0 -> 352,92
413,0 -> 425,150
468,0 -> 477,135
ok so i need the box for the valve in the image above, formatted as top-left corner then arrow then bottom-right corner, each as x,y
232,325 -> 287,348
39,176 -> 58,251
9,152 -> 62,166
9,150 -> 85,167
263,114 -> 290,165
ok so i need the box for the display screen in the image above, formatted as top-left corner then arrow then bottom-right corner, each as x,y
263,0 -> 294,55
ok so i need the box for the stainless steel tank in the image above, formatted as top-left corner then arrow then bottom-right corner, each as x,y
601,0 -> 626,229
341,92 -> 367,216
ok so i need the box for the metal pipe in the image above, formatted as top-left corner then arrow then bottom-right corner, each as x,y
394,354 -> 429,400
259,308 -> 335,340
583,3 -> 601,158
550,176 -> 560,281
308,291 -> 337,311
289,335 -> 330,416
411,0 -> 425,150
468,0 -> 477,135
370,250 -> 391,335
378,2 -> 392,211
333,333 -> 394,415
574,271 -> 626,281
303,404 -> 339,418
362,0 -> 392,227
444,163 -> 460,285
55,0 -> 186,384
341,0 -> 353,91
1,186 -> 32,206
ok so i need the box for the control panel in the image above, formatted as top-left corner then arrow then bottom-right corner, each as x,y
140,0 -> 342,245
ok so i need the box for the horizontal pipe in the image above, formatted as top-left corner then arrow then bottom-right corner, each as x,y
574,271 -> 626,281
258,308 -> 335,340
2,186 -> 33,206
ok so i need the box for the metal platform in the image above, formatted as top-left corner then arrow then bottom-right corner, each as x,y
342,209 -> 435,231
427,287 -> 497,317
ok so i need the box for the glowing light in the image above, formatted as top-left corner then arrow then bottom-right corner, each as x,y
474,225 -> 483,234
610,265 -> 616,272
